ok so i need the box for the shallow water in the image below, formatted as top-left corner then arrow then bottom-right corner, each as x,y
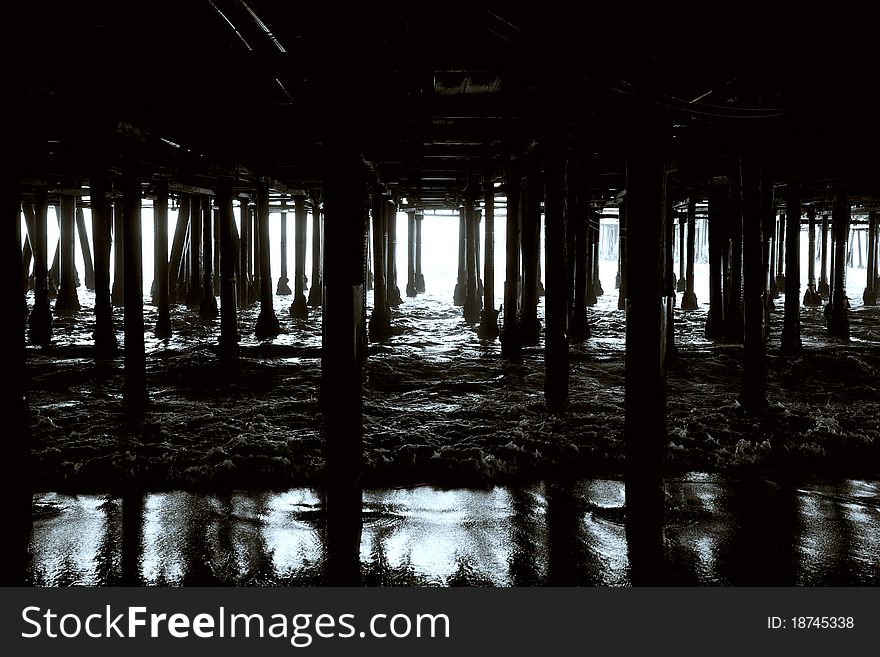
22,475 -> 880,586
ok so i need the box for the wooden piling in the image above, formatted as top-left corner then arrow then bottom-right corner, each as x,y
153,180 -> 171,338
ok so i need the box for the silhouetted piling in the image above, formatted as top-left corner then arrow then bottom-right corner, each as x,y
725,158 -> 744,342
543,150 -> 569,412
168,195 -> 189,305
479,185 -> 499,339
663,188 -> 677,360
769,213 -> 779,299
55,194 -> 80,311
385,197 -> 402,307
775,209 -> 786,292
369,188 -> 391,338
740,158 -> 766,410
804,206 -> 820,306
463,194 -> 482,323
122,170 -> 147,411
705,186 -> 725,338
677,210 -> 686,292
570,161 -> 589,336
218,183 -> 238,355
781,182 -> 802,354
585,209 -> 597,307
75,206 -> 95,291
592,221 -> 603,297
405,212 -> 417,298
415,212 -> 425,293
254,184 -> 280,338
321,154 -> 367,586
520,167 -> 541,344
112,199 -> 125,307
500,163 -> 522,360
277,208 -> 291,295
624,122 -> 666,582
199,195 -> 219,318
28,188 -> 52,344
454,206 -> 466,305
681,197 -> 699,309
153,180 -> 172,338
616,198 -> 627,312
185,195 -> 202,308
237,198 -> 250,309
307,201 -> 323,306
90,173 -> 117,356
818,213 -> 830,298
864,210 -> 877,305
828,188 -> 850,337
290,195 -> 309,319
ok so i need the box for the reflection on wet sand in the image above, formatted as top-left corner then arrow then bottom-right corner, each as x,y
23,475 -> 880,586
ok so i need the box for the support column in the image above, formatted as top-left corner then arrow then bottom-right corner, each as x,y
682,197 -> 699,309
369,188 -> 390,338
781,182 -> 802,354
386,198 -> 402,307
818,213 -> 830,298
804,206 -> 820,306
186,195 -> 202,308
112,199 -> 125,307
415,212 -> 425,293
454,205 -> 466,305
543,150 -> 569,412
475,209 -> 484,300
705,186 -> 725,338
248,202 -> 259,305
6,173 -> 31,583
321,152 -> 366,586
616,198 -> 627,311
463,194 -> 482,324
570,160 -> 589,336
664,188 -> 677,360
624,123 -> 666,583
213,209 -> 220,296
740,157 -> 766,410
277,208 -> 292,295
55,194 -> 80,311
255,184 -> 280,337
479,185 -> 499,339
828,188 -> 850,337
28,188 -> 52,343
122,169 -> 147,411
769,214 -> 779,299
863,210 -> 877,305
218,183 -> 239,355
592,221 -> 603,297
500,163 -> 522,360
520,167 -> 541,344
585,210 -> 597,306
75,207 -> 95,291
90,172 -> 116,356
775,211 -> 786,291
238,198 -> 250,309
307,201 -> 323,306
199,195 -> 218,318
725,159 -> 744,342
153,180 -> 171,338
290,195 -> 309,319
168,196 -> 189,305
677,211 -> 686,292
405,212 -> 417,298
